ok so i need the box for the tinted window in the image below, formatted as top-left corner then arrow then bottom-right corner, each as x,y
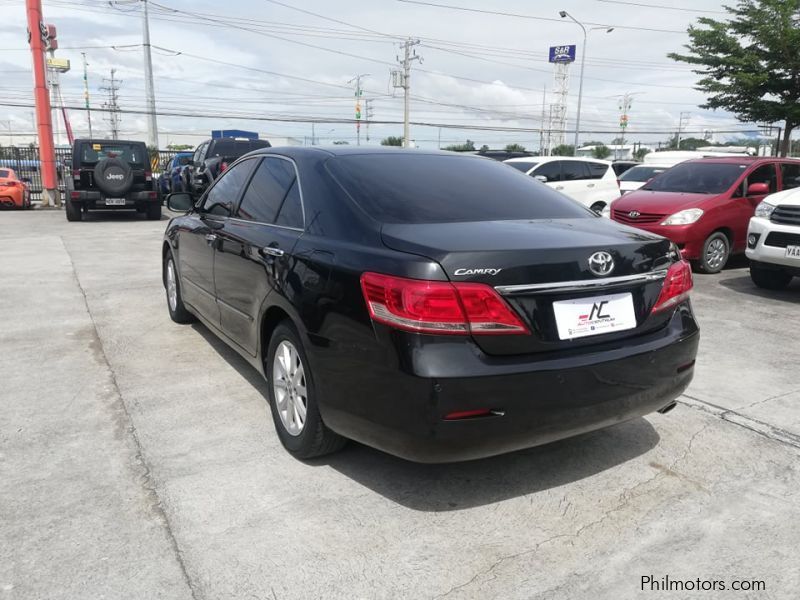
643,162 -> 747,194
746,163 -> 778,194
237,157 -> 296,223
0,169 -> 8,178
327,154 -> 590,224
781,163 -> 800,190
619,166 -> 667,182
79,142 -> 145,167
193,142 -> 207,164
275,180 -> 304,228
202,158 -> 257,216
505,160 -> 538,173
210,139 -> 270,159
533,161 -> 562,182
561,160 -> 590,181
588,162 -> 610,179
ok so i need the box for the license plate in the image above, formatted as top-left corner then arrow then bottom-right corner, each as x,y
105,198 -> 126,206
786,245 -> 800,259
553,292 -> 637,340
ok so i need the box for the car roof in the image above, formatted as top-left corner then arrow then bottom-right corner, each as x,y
683,156 -> 800,164
74,138 -> 145,145
504,156 -> 611,165
245,146 -> 496,160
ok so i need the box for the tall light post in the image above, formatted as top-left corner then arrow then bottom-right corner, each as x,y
559,11 -> 613,156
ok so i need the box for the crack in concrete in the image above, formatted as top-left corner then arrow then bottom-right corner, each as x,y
60,236 -> 200,600
431,423 -> 710,600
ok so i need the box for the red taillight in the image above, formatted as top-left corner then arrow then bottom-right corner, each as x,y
444,409 -> 494,420
0,181 -> 18,187
220,161 -> 229,173
72,169 -> 80,180
652,260 -> 693,313
145,170 -> 152,182
70,191 -> 81,199
360,272 -> 528,335
148,191 -> 157,199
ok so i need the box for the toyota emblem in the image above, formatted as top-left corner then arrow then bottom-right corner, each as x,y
588,251 -> 615,277
628,210 -> 641,218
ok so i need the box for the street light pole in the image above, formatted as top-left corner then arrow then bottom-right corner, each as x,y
559,11 -> 613,156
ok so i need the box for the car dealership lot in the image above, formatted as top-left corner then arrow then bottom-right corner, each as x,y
2,210 -> 800,599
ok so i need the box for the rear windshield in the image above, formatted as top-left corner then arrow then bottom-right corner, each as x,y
327,154 -> 591,224
210,140 -> 269,158
619,166 -> 668,182
642,162 -> 747,194
0,169 -> 8,178
80,142 -> 145,167
505,160 -> 538,173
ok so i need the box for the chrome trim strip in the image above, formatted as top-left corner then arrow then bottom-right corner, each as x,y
495,270 -> 668,295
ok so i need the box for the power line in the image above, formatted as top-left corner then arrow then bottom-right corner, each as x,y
595,0 -> 728,14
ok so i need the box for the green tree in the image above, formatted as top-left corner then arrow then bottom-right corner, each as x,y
443,139 -> 476,152
504,143 -> 526,152
479,144 -> 490,152
669,0 -> 800,156
591,144 -> 612,159
634,147 -> 651,161
167,143 -> 193,151
380,136 -> 404,146
663,135 -> 713,151
551,144 -> 574,156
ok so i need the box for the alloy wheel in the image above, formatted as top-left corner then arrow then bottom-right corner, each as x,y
166,259 -> 178,312
705,238 -> 727,270
272,340 -> 308,436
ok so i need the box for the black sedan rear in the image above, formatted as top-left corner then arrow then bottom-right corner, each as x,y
163,147 -> 699,463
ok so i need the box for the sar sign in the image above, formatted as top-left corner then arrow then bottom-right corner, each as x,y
549,45 -> 576,63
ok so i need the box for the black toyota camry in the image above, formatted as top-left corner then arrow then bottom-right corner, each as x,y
162,147 -> 699,463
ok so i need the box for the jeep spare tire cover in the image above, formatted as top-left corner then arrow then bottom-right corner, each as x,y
94,158 -> 134,196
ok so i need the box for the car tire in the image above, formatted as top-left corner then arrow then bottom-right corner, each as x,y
146,202 -> 162,220
590,202 -> 606,215
750,264 -> 793,290
266,321 -> 346,459
65,199 -> 82,222
697,232 -> 730,274
164,251 -> 195,324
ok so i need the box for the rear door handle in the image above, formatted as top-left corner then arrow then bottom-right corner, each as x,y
261,246 -> 285,257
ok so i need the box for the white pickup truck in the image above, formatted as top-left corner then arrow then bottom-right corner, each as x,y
746,187 -> 800,289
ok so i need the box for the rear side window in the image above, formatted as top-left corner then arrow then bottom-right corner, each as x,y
747,163 -> 778,194
532,161 -> 562,182
561,160 -> 590,181
236,157 -> 297,224
781,163 -> 800,190
505,161 -> 538,173
275,180 -> 304,228
587,162 -> 609,179
327,153 -> 590,224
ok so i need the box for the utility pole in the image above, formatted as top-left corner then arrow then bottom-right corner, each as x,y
141,0 -> 159,148
676,112 -> 690,150
539,85 -> 547,156
365,98 -> 374,143
101,69 -> 121,140
81,52 -> 93,139
392,38 -> 421,148
348,74 -> 369,146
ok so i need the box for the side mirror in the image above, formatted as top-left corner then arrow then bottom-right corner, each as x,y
747,182 -> 769,196
534,174 -> 548,183
167,192 -> 194,212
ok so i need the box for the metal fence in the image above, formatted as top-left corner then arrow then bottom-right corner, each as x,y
0,146 -> 181,199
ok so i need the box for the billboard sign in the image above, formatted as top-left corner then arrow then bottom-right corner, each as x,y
549,45 -> 576,63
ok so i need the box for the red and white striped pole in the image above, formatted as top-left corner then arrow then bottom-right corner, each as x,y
26,0 -> 60,207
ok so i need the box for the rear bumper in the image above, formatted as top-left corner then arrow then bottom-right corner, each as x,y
317,304 -> 699,463
70,190 -> 158,208
0,192 -> 24,208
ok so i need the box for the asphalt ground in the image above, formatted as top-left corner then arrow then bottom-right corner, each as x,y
2,209 -> 799,599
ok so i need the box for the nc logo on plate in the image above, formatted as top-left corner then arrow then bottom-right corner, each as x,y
588,251 -> 614,277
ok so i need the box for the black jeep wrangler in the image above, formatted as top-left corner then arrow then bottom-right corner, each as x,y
66,139 -> 160,221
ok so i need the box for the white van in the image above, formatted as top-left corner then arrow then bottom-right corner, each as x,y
504,156 -> 620,213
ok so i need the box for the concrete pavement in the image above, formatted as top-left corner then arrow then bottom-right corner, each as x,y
1,209 -> 799,599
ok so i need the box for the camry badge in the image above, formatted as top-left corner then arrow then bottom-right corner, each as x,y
628,210 -> 641,218
453,268 -> 502,276
588,251 -> 615,277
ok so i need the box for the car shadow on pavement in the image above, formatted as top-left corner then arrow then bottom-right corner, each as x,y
190,322 -> 661,512
719,274 -> 800,303
78,210 -> 168,222
320,420 -> 660,511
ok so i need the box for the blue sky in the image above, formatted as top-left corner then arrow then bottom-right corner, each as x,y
0,0 -> 766,149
